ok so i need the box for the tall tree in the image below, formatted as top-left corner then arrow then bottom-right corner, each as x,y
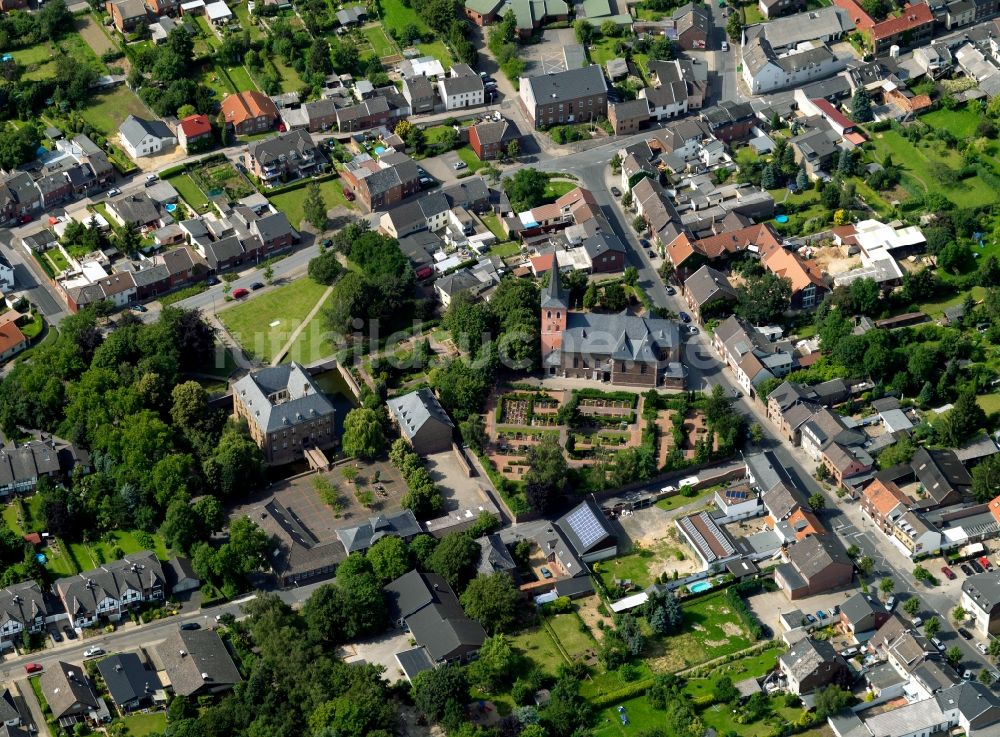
851,86 -> 873,123
303,181 -> 328,230
460,573 -> 520,633
341,407 -> 384,460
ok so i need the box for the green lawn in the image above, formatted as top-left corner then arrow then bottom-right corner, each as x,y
234,2 -> 263,39
511,626 -> 567,671
363,25 -> 398,57
80,86 -> 151,136
920,107 -> 983,140
743,3 -> 766,23
546,612 -> 598,659
654,485 -> 717,512
544,179 -> 577,200
270,55 -> 306,93
684,647 -> 783,704
867,129 -> 998,208
456,146 -> 488,172
481,212 -> 507,240
220,278 -> 330,363
598,543 -> 686,591
917,285 -> 986,318
16,41 -> 59,80
417,39 -> 453,65
268,178 -> 352,228
378,0 -> 430,35
118,711 -> 167,737
69,531 -> 170,571
199,64 -> 235,98
225,64 -> 259,93
167,173 -> 211,211
978,392 -> 1000,414
282,309 -> 338,364
490,241 -> 521,258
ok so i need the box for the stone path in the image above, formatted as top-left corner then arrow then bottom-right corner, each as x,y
270,285 -> 334,366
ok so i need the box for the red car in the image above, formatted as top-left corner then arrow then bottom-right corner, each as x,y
231,288 -> 249,299
941,566 -> 956,580
24,663 -> 42,674
980,556 -> 993,572
342,187 -> 355,202
19,214 -> 32,224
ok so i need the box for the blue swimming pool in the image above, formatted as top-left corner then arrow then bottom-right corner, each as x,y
374,145 -> 386,155
775,214 -> 789,223
689,580 -> 712,593
36,553 -> 47,565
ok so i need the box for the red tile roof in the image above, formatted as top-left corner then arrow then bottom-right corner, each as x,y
811,99 -> 855,132
693,223 -> 782,259
832,0 -> 874,30
761,241 -> 825,293
872,3 -> 933,40
0,322 -> 26,355
531,253 -> 556,274
179,114 -> 212,138
221,91 -> 279,127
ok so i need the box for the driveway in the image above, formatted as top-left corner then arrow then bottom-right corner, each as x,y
425,450 -> 493,513
339,629 -> 414,683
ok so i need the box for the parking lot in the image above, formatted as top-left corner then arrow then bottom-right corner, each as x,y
520,29 -> 576,75
425,450 -> 493,513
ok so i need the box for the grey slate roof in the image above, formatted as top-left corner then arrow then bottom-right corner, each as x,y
119,115 -> 174,149
684,264 -> 736,308
779,637 -> 844,681
523,65 -> 607,105
0,689 -> 19,725
746,450 -> 796,494
247,129 -> 319,168
155,629 -> 242,697
395,646 -> 435,681
383,570 -> 486,662
441,64 -> 485,96
911,447 -> 972,504
335,510 -> 421,553
55,551 -> 164,619
935,681 -> 1000,728
97,653 -> 162,708
387,388 -> 454,443
0,580 -> 47,630
541,264 -> 568,309
786,535 -> 850,579
232,362 -> 336,434
561,309 -> 680,363
40,662 -> 99,720
476,533 -> 517,575
840,591 -> 878,627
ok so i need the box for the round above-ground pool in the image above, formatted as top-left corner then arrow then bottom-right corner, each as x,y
775,214 -> 789,223
374,146 -> 386,155
689,580 -> 712,593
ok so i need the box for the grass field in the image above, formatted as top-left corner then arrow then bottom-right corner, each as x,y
868,129 -> 998,208
69,531 -> 169,571
167,173 -> 211,211
269,178 -> 353,228
379,0 -> 430,36
544,179 -> 577,200
597,541 -> 686,591
490,241 -> 521,258
118,711 -> 167,737
81,87 -> 151,136
920,107 -> 983,140
363,25 -> 398,57
457,146 -> 488,172
220,278 -> 330,363
512,625 -> 569,669
16,42 -> 59,80
916,285 -> 986,318
234,2 -> 264,39
978,392 -> 1000,414
547,612 -> 599,659
225,64 -> 259,92
481,213 -> 507,240
282,308 -> 339,364
270,55 -> 306,93
654,485 -> 717,512
417,39 -> 453,65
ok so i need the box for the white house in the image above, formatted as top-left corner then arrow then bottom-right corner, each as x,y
437,63 -> 485,111
741,37 -> 845,95
714,484 -> 761,521
118,115 -> 177,160
205,0 -> 233,24
0,252 -> 12,291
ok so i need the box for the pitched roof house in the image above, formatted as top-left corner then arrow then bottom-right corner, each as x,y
386,389 -> 455,455
775,535 -> 853,600
155,628 -> 243,696
54,551 -> 165,628
40,662 -> 99,724
779,638 -> 850,694
221,91 -> 279,136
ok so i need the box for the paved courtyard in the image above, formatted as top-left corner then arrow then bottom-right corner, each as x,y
339,629 -> 415,682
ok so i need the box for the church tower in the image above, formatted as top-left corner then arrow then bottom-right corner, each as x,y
540,268 -> 567,370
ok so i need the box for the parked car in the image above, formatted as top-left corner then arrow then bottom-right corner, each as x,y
452,161 -> 467,170
62,626 -> 76,640
50,629 -> 62,644
931,637 -> 945,651
342,187 -> 355,201
885,596 -> 896,611
250,281 -> 265,290
107,187 -> 121,196
146,173 -> 158,182
19,214 -> 32,224
83,647 -> 104,658
805,613 -> 816,624
816,610 -> 827,620
679,311 -> 691,323
962,564 -> 975,576
180,622 -> 201,631
959,627 -> 973,640
964,670 -> 974,680
206,276 -> 220,286
665,286 -> 676,295
912,616 -> 923,628
720,40 -> 729,51
231,288 -> 249,299
942,566 -> 957,580
971,559 -> 985,574
979,556 -> 993,572
321,238 -> 333,249
840,647 -> 858,658
131,304 -> 147,313
829,605 -> 840,616
978,642 -> 989,655
24,663 -> 42,674
540,567 -> 552,579
611,186 -> 622,197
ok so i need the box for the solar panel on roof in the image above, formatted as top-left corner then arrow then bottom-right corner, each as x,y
565,505 -> 607,550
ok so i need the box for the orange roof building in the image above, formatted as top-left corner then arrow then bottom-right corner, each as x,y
870,3 -> 934,53
989,495 -> 1000,526
0,321 -> 27,360
861,478 -> 909,529
220,91 -> 279,136
761,241 -> 827,310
